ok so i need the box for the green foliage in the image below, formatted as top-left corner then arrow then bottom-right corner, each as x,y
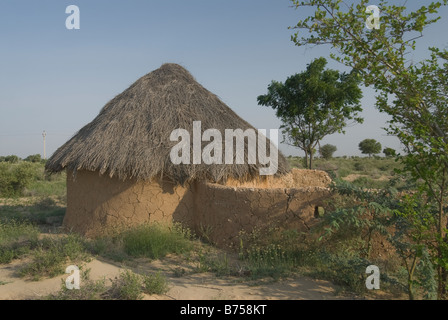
0,196 -> 66,228
18,234 -> 90,281
3,155 -> 20,163
358,139 -> 382,157
46,269 -> 107,300
319,178 -> 443,299
142,271 -> 169,295
121,223 -> 193,260
24,154 -> 42,163
108,269 -> 169,300
244,243 -> 297,279
320,144 -> 337,159
46,268 -> 169,300
108,269 -> 145,300
0,162 -> 37,197
383,147 -> 396,157
0,161 -> 66,198
290,0 -> 448,298
257,57 -> 363,169
0,220 -> 40,264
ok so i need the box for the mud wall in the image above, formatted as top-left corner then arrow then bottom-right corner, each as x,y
64,169 -> 332,247
189,182 -> 332,248
64,170 -> 194,237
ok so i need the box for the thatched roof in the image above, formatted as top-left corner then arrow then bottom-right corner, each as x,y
45,63 -> 289,184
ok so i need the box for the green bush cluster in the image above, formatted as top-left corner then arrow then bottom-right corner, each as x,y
47,269 -> 169,300
0,162 -> 37,197
0,161 -> 66,198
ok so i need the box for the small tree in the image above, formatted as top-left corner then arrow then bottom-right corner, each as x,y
257,57 -> 363,169
383,147 -> 396,158
24,154 -> 42,163
359,139 -> 381,157
4,155 -> 19,163
320,144 -> 337,159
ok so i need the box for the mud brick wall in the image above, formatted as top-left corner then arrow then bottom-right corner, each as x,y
63,169 -> 332,247
64,170 -> 194,237
188,182 -> 332,248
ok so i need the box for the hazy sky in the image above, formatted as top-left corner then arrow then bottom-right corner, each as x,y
1,0 -> 447,159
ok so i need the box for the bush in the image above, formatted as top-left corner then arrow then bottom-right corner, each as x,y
0,220 -> 40,264
142,272 -> 169,295
320,144 -> 337,159
3,155 -> 20,163
383,147 -> 396,157
108,269 -> 144,300
108,269 -> 168,300
0,162 -> 38,197
122,223 -> 193,259
24,154 -> 42,163
18,234 -> 90,281
353,161 -> 365,172
46,269 -> 107,300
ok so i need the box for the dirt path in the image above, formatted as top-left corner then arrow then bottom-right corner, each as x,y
0,257 -> 356,300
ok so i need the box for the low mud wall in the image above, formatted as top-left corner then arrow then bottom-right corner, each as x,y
189,181 -> 332,248
64,169 -> 333,247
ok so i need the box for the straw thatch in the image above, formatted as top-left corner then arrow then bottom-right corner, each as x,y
45,63 -> 289,184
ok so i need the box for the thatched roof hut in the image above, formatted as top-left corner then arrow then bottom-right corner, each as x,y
46,63 -> 289,184
45,63 -> 290,237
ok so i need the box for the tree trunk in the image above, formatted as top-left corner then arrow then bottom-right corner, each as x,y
304,150 -> 309,169
309,150 -> 313,169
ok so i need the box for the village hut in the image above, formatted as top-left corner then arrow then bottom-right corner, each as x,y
45,63 -> 290,237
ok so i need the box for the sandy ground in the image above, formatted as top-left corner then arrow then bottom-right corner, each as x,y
0,256 -> 358,300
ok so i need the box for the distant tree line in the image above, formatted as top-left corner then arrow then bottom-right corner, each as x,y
0,154 -> 44,164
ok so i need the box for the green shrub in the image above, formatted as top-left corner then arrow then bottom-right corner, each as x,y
244,244 -> 297,279
353,161 -> 365,172
0,162 -> 39,197
4,155 -> 20,164
24,154 -> 42,163
108,270 -> 144,300
0,220 -> 40,264
142,272 -> 169,295
46,268 -> 107,300
19,234 -> 90,281
122,223 -> 193,259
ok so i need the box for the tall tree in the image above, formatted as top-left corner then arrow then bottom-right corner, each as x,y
290,0 -> 448,298
257,57 -> 363,169
358,139 -> 381,157
319,144 -> 337,159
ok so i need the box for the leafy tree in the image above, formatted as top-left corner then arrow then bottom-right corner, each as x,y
320,144 -> 337,159
24,154 -> 42,163
290,0 -> 448,298
383,147 -> 396,158
257,57 -> 363,169
358,139 -> 381,157
4,155 -> 19,163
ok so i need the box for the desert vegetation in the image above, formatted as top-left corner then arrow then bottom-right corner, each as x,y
0,156 -> 426,300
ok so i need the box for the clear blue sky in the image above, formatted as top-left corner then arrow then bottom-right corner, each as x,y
1,0 -> 447,159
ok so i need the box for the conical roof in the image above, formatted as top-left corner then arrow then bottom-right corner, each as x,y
45,63 -> 289,183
